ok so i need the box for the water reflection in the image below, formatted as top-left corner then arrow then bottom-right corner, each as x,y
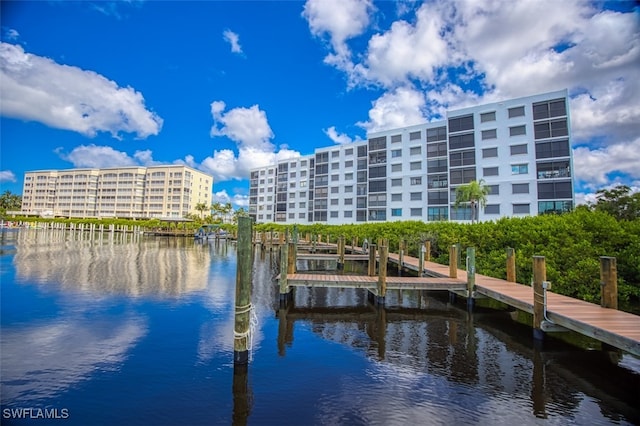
278,287 -> 640,425
2,314 -> 147,403
13,229 -> 210,297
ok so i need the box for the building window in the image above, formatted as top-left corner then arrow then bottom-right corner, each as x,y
512,183 -> 530,194
410,192 -> 422,201
331,162 -> 339,170
535,139 -> 570,159
410,177 -> 422,185
345,173 -> 353,180
299,202 -> 306,208
428,206 -> 448,221
512,164 -> 528,175
345,148 -> 353,156
368,209 -> 386,221
391,164 -> 403,173
510,144 -> 528,155
332,150 -> 339,158
483,167 -> 499,177
410,161 -> 422,171
513,204 -> 530,214
539,200 -> 573,214
450,150 -> 475,167
331,187 -> 339,194
449,133 -> 475,150
480,111 -> 496,123
488,184 -> 499,195
410,146 -> 421,155
427,142 -> 447,158
428,174 -> 448,189
450,167 -> 476,184
427,126 -> 447,142
410,208 -> 422,216
345,160 -> 353,168
344,198 -> 353,205
448,114 -> 474,132
369,136 -> 386,151
344,210 -> 353,218
299,212 -> 306,219
533,98 -> 566,120
482,129 -> 497,140
427,159 -> 448,173
331,174 -> 339,181
537,160 -> 571,179
391,208 -> 402,217
428,190 -> 448,205
344,185 -> 353,193
537,181 -> 573,199
391,178 -> 402,187
409,131 -> 421,140
510,125 -> 526,136
534,119 -> 568,140
368,193 -> 386,207
484,204 -> 500,214
369,180 -> 387,193
391,149 -> 402,158
391,193 -> 402,201
391,134 -> 402,143
508,106 -> 525,118
482,147 -> 498,158
330,211 -> 338,218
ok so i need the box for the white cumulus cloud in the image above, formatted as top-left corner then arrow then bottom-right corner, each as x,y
0,170 -> 17,183
55,145 -> 161,168
223,29 -> 243,54
0,42 -> 163,139
206,101 -> 300,182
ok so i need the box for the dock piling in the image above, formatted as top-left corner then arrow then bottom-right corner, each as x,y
532,256 -> 546,342
368,244 -> 377,276
506,247 -> 516,282
234,216 -> 253,365
449,245 -> 458,279
467,247 -> 476,310
376,240 -> 388,305
418,242 -> 425,277
600,256 -> 618,310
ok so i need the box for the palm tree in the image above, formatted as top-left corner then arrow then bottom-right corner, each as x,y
454,179 -> 490,223
194,202 -> 208,220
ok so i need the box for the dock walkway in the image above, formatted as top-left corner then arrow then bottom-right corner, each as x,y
281,241 -> 640,356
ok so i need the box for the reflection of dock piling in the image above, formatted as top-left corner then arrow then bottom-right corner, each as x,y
234,217 -> 253,365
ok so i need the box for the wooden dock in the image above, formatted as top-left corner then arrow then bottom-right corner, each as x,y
271,237 -> 640,356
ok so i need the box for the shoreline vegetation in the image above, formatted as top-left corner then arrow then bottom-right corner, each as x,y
3,207 -> 639,313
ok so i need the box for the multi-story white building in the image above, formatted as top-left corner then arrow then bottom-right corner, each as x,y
249,89 -> 574,224
21,165 -> 213,219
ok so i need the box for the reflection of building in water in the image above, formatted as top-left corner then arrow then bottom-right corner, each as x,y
14,229 -> 210,296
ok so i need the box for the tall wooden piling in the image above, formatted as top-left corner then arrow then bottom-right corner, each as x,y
600,256 -> 618,310
425,240 -> 431,262
418,243 -> 425,277
376,240 -> 388,305
466,247 -> 476,310
532,256 -> 546,341
506,247 -> 516,282
234,216 -> 253,365
338,236 -> 345,269
368,244 -> 377,277
449,245 -> 458,278
280,236 -> 290,302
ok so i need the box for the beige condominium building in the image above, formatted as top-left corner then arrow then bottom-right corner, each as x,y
21,165 -> 213,219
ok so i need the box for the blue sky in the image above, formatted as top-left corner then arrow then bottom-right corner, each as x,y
1,0 -> 638,208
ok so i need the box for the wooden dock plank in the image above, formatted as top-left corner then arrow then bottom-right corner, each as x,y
286,243 -> 640,356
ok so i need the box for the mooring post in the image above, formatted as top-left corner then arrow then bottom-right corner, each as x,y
506,247 -> 516,282
368,244 -> 377,277
600,256 -> 618,310
398,239 -> 405,269
418,242 -> 425,277
532,256 -> 546,342
234,216 -> 253,365
287,239 -> 296,275
425,240 -> 431,262
467,247 -> 476,310
279,237 -> 290,303
338,235 -> 345,270
449,245 -> 458,278
377,240 -> 388,305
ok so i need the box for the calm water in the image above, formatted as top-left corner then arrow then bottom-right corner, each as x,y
1,228 -> 639,425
